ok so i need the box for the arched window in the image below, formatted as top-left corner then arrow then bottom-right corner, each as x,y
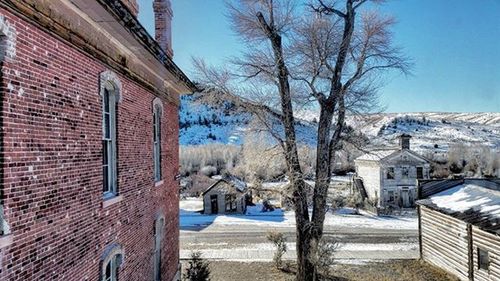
100,71 -> 121,197
101,244 -> 124,281
154,216 -> 165,281
152,98 -> 163,182
0,15 -> 16,238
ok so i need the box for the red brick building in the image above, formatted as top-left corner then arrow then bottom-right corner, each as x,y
0,0 -> 194,280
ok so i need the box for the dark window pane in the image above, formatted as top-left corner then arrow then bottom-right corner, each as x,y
105,261 -> 111,278
103,165 -> 109,193
417,167 -> 423,179
104,90 -> 110,113
479,248 -> 489,270
103,141 -> 108,165
104,114 -> 110,139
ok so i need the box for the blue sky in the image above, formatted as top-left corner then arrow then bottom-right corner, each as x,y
138,0 -> 500,113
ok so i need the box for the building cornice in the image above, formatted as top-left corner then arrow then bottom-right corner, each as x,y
0,0 -> 196,105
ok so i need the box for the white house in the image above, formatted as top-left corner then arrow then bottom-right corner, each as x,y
354,134 -> 430,209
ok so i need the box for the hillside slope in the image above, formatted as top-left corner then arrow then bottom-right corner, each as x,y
180,94 -> 499,154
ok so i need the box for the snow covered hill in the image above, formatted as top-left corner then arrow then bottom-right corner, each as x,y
179,94 -> 316,145
180,94 -> 499,154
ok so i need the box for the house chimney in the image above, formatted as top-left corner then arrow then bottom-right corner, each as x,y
122,0 -> 139,17
153,0 -> 174,58
399,134 -> 412,150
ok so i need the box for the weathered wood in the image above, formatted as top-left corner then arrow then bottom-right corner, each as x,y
467,224 -> 473,281
420,206 -> 470,281
471,226 -> 500,281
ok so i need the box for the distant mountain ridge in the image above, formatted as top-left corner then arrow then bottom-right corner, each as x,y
180,94 -> 500,154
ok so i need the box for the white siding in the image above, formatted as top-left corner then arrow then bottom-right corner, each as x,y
355,160 -> 381,204
420,206 -> 469,281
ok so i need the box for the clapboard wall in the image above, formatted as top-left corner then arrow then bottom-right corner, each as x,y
420,206 -> 470,281
472,226 -> 500,281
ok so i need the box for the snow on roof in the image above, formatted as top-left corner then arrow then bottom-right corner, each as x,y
418,180 -> 500,234
355,149 -> 397,161
429,184 -> 500,219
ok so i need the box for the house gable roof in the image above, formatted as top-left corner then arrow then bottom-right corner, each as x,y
355,149 -> 429,164
202,178 -> 247,196
382,149 -> 429,165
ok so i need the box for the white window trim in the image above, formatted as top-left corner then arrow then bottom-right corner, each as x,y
101,244 -> 125,281
100,71 -> 121,199
154,215 -> 165,281
152,98 -> 164,183
0,15 -> 15,242
0,15 -> 17,62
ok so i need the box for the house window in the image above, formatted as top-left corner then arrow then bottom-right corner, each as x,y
401,167 -> 409,178
225,194 -> 237,212
386,167 -> 395,179
478,248 -> 489,271
153,105 -> 162,182
154,217 -> 165,281
102,85 -> 118,196
101,245 -> 123,281
416,167 -> 424,179
0,204 -> 7,236
387,191 -> 395,203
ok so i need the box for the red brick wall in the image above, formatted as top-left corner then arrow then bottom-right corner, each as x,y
0,7 -> 179,281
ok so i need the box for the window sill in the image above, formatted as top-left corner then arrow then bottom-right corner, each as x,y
0,235 -> 13,249
102,195 -> 123,208
155,180 -> 164,187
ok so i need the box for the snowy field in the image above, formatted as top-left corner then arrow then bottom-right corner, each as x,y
180,198 -> 417,230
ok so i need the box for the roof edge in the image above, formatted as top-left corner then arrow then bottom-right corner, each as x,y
96,0 -> 197,92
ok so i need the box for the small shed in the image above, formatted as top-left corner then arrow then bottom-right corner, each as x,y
202,178 -> 248,215
416,179 -> 500,281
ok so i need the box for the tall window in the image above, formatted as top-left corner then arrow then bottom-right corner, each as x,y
225,194 -> 237,212
103,84 -> 118,196
0,20 -> 14,237
153,105 -> 162,182
401,167 -> 409,179
0,205 -> 7,236
386,167 -> 395,179
154,217 -> 165,281
416,167 -> 424,179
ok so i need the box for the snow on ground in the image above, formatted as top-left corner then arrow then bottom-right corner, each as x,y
180,199 -> 417,230
180,241 -> 419,262
180,197 -> 204,215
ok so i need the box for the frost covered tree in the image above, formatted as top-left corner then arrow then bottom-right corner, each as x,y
193,0 -> 410,280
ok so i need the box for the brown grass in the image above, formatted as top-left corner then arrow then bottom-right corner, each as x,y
182,260 -> 459,281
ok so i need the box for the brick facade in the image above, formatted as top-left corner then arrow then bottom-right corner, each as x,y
0,1 -> 189,280
154,0 -> 174,58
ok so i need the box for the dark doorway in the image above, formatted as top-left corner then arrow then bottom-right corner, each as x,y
210,195 -> 218,214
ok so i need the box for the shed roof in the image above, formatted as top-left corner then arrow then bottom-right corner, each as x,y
417,179 -> 500,235
202,178 -> 248,196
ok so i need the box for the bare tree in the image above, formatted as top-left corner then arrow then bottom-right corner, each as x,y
193,1 -> 410,280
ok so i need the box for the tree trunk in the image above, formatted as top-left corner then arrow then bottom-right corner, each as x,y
293,179 -> 315,281
257,11 -> 313,281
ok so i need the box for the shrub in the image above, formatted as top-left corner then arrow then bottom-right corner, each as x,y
266,231 -> 287,269
309,238 -> 339,278
183,251 -> 210,281
200,165 -> 217,177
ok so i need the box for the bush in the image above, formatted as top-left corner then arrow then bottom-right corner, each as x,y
266,231 -> 287,269
309,238 -> 339,278
184,251 -> 210,281
200,165 -> 217,177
